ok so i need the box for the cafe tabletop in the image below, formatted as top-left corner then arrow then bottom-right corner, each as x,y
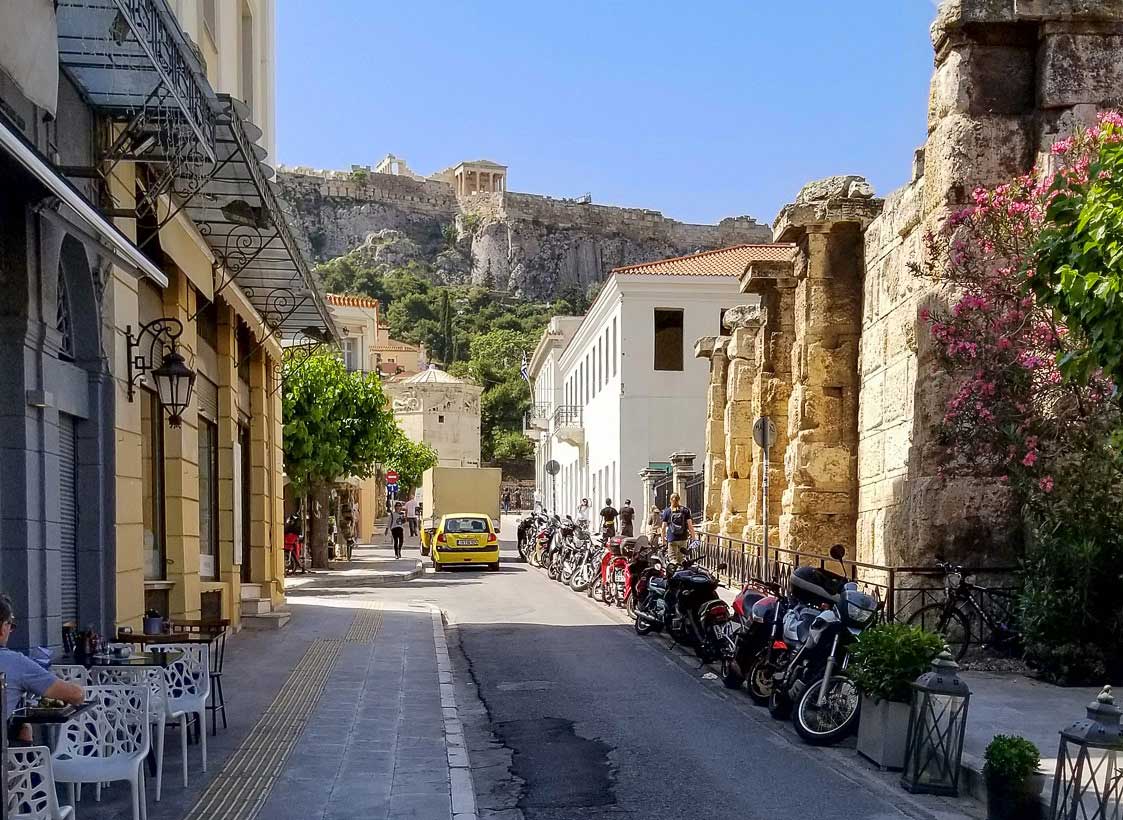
117,629 -> 217,646
56,649 -> 184,668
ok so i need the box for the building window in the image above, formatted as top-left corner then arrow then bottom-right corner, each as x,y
341,338 -> 357,371
198,418 -> 219,581
56,267 -> 73,360
654,308 -> 684,371
438,414 -> 445,423
142,391 -> 166,581
240,2 -> 255,112
612,317 -> 617,377
202,0 -> 217,44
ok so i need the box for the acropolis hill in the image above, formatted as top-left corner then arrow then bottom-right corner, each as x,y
275,155 -> 771,300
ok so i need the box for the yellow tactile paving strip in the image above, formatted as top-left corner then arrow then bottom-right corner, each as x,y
344,602 -> 383,644
181,603 -> 383,820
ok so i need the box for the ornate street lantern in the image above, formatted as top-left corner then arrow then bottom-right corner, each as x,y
126,318 -> 197,427
901,648 -> 971,796
1049,686 -> 1123,820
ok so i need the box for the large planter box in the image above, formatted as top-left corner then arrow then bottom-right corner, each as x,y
857,695 -> 912,770
986,773 -> 1044,820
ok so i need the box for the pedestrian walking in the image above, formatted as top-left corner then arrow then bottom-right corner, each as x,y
534,488 -> 544,512
404,494 -> 419,537
646,504 -> 663,546
619,499 -> 635,537
514,489 -> 522,511
600,498 -> 619,537
575,497 -> 591,530
502,489 -> 511,514
385,502 -> 406,559
660,493 -> 695,565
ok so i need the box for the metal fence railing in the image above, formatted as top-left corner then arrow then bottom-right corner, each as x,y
695,531 -> 1017,646
551,405 -> 582,428
653,472 -> 674,510
684,471 -> 704,517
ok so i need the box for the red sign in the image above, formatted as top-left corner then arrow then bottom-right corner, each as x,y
385,469 -> 399,484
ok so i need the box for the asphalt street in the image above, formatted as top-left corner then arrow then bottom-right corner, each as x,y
372,516 -> 982,820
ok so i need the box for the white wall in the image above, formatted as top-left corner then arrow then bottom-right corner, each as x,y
537,273 -> 742,518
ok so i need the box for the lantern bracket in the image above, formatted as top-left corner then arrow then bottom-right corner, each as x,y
126,318 -> 187,402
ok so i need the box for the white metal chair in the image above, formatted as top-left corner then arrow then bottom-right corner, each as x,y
51,683 -> 151,820
160,643 -> 210,780
51,665 -> 90,686
6,746 -> 74,820
93,666 -> 178,800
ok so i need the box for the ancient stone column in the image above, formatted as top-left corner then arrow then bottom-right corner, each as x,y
717,304 -> 764,538
736,267 -> 795,551
773,176 -> 883,558
694,335 -> 729,530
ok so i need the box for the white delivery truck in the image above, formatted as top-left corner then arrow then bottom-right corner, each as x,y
419,466 -> 502,555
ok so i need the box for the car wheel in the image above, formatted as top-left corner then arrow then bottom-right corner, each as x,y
488,562 -> 500,572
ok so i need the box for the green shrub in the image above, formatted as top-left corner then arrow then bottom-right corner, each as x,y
847,623 -> 945,703
983,735 -> 1040,784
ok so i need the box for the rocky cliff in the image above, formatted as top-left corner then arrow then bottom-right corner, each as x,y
276,167 -> 772,300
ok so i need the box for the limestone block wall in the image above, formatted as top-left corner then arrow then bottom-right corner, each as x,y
855,0 -> 1123,567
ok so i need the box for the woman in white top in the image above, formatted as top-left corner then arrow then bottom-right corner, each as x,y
575,498 -> 591,530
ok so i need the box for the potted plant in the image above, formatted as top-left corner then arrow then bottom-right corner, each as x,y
848,622 -> 944,769
983,735 -> 1042,820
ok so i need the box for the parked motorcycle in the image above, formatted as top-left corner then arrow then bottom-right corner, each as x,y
721,580 -> 784,700
567,530 -> 599,592
633,549 -> 732,663
767,545 -> 880,745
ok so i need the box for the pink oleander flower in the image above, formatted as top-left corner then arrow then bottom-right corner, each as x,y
1022,451 -> 1038,468
1038,475 -> 1054,493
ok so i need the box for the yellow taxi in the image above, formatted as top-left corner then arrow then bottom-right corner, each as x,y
431,513 -> 500,572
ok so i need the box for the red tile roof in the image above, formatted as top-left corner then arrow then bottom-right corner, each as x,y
611,244 -> 796,278
326,293 -> 380,309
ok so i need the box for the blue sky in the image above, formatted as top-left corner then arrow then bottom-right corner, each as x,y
277,1 -> 938,226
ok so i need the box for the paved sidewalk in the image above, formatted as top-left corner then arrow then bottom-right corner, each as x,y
79,544 -> 471,820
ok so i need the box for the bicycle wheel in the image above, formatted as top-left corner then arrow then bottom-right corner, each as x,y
907,603 -> 970,660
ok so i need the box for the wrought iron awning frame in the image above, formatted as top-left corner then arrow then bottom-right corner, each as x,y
270,338 -> 337,398
56,0 -> 218,218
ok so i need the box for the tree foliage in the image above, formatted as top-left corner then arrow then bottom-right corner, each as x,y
382,432 -> 438,494
282,352 -> 397,492
917,123 -> 1123,683
1033,112 -> 1123,388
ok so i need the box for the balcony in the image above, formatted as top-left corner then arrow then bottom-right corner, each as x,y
523,402 -> 550,435
551,405 -> 584,447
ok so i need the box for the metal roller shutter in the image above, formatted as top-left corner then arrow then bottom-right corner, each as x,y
197,375 -> 218,421
59,414 -> 79,624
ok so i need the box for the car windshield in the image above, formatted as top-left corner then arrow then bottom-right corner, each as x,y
445,517 -> 490,534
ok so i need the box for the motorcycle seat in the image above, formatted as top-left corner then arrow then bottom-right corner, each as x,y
648,577 -> 667,590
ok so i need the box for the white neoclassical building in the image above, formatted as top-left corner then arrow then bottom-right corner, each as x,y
526,246 -> 791,516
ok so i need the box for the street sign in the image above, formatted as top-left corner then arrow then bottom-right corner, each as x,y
753,417 -> 777,449
545,459 -> 560,476
385,469 -> 399,483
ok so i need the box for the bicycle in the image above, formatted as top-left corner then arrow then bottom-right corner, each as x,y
905,560 -> 1019,661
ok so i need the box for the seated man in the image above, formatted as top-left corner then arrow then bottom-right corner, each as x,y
1,594 -> 84,740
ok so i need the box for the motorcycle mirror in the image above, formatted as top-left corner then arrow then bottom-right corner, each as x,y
828,543 -> 846,561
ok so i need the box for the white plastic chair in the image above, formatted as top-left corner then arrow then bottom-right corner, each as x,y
93,666 -> 178,800
6,746 -> 74,820
51,684 -> 150,820
160,644 -> 210,780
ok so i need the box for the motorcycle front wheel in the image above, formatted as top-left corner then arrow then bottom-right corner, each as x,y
569,562 -> 593,591
590,575 -> 605,603
721,657 -> 744,690
793,675 -> 861,746
768,688 -> 792,720
745,657 -> 775,705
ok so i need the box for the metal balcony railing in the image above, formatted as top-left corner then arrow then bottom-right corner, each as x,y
524,402 -> 550,432
551,405 -> 583,428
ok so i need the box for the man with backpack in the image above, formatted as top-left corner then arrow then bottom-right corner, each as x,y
661,493 -> 695,564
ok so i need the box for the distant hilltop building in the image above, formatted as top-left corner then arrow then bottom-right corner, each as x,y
276,153 -> 772,300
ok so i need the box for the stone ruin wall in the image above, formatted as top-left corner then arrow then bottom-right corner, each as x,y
275,166 -> 772,300
696,0 -> 1123,570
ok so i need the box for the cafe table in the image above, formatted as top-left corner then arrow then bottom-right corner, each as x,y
116,628 -> 217,646
56,648 -> 185,668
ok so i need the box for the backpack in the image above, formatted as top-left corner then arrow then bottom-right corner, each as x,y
668,506 -> 690,541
